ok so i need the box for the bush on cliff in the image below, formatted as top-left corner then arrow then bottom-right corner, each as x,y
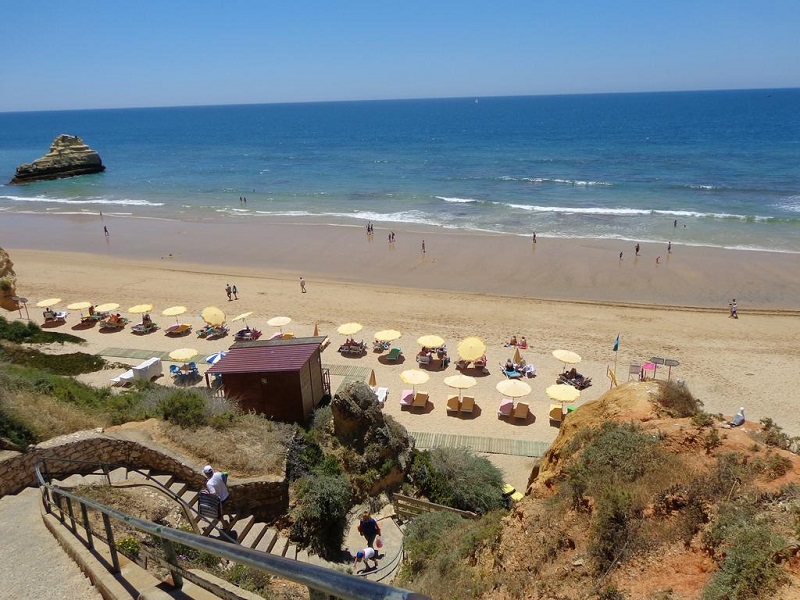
0,316 -> 84,344
0,342 -> 103,375
290,471 -> 352,559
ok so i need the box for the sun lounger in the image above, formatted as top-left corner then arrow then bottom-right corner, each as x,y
131,321 -> 159,335
460,396 -> 475,414
446,395 -> 460,414
500,363 -> 522,379
44,310 -> 68,325
111,369 -> 134,386
400,389 -> 414,408
549,404 -> 564,423
511,402 -> 530,420
373,340 -> 390,352
234,328 -> 262,341
497,399 -> 514,417
133,357 -> 162,381
373,387 -> 389,406
386,347 -> 403,362
416,353 -> 431,366
412,391 -> 429,408
99,317 -> 128,330
165,323 -> 192,336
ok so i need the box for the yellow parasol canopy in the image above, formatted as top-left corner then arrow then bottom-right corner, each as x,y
546,384 -> 580,404
400,369 -> 430,386
201,306 -> 226,326
267,316 -> 291,332
232,311 -> 253,323
169,348 -> 198,362
513,347 -> 522,364
374,329 -> 401,342
457,337 -> 486,361
162,305 -> 187,317
95,303 -> 120,313
128,303 -> 154,314
337,322 -> 363,336
368,370 -> 377,387
417,334 -> 445,348
444,374 -> 477,390
496,379 -> 532,398
67,301 -> 93,311
552,349 -> 581,365
36,298 -> 62,308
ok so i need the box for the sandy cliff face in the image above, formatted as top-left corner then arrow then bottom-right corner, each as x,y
0,248 -> 19,312
9,134 -> 105,184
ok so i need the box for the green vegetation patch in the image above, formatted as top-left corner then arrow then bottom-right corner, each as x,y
0,316 -> 84,344
655,380 -> 702,418
291,472 -> 352,559
0,343 -> 104,375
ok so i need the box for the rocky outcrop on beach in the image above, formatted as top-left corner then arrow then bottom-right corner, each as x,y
0,248 -> 19,312
9,134 -> 105,184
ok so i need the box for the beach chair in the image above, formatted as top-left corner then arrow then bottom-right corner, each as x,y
412,391 -> 429,408
500,363 -> 522,379
460,396 -> 475,414
386,347 -> 403,362
416,353 -> 431,366
549,404 -> 564,423
373,387 -> 389,406
446,395 -> 460,414
473,356 -> 487,369
497,399 -> 513,418
511,402 -> 530,421
628,363 -> 642,381
400,389 -> 414,409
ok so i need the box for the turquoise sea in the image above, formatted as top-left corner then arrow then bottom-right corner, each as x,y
1,89 -> 799,252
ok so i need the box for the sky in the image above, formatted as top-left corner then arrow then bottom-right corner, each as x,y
1,1 -> 799,112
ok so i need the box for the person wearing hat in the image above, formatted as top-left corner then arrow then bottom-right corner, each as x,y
353,546 -> 379,571
202,465 -> 230,527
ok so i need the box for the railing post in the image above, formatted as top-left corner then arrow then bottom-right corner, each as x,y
40,486 -> 52,515
65,496 -> 77,534
102,463 -> 111,486
80,501 -> 94,550
102,513 -> 120,573
160,538 -> 184,589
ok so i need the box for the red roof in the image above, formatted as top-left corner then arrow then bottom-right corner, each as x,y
208,339 -> 322,374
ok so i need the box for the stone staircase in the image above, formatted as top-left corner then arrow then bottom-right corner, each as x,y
51,467 -> 370,572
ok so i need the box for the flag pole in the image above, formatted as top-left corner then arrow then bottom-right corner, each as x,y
613,334 -> 620,375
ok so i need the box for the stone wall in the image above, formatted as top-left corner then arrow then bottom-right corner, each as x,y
0,429 -> 288,521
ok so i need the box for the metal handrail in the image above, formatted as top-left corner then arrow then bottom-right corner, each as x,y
35,460 -> 427,600
38,457 -> 236,543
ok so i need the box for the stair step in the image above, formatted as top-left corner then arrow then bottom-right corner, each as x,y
284,543 -> 297,560
150,474 -> 174,488
240,522 -> 268,549
107,467 -> 129,483
254,528 -> 278,553
125,468 -> 151,482
181,490 -> 198,507
270,535 -> 289,557
232,515 -> 255,543
58,474 -> 87,487
295,548 -> 309,563
168,480 -> 188,498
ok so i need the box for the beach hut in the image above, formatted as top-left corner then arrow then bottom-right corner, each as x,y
205,336 -> 330,424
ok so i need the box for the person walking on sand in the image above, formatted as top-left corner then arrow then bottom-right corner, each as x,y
729,299 -> 738,319
300,277 -> 306,293
104,226 -> 109,237
533,232 -> 537,243
353,547 -> 379,571
422,240 -> 426,253
635,243 -> 640,256
656,256 -> 661,264
225,284 -> 232,301
619,251 -> 623,261
231,284 -> 238,300
667,241 -> 672,254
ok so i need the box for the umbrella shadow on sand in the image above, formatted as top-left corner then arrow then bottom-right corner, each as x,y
378,355 -> 406,365
450,405 -> 482,420
71,321 -> 96,331
503,412 -> 536,426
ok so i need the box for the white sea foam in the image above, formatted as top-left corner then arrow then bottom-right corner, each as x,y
0,194 -> 164,207
437,196 -> 480,204
499,176 -> 613,186
493,202 -> 773,221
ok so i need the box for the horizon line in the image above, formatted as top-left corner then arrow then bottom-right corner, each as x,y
2,86 -> 798,116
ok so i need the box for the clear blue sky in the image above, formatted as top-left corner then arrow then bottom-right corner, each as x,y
1,1 -> 798,112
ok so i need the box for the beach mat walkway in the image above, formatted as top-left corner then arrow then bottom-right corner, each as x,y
98,347 -> 213,363
409,431 -> 549,457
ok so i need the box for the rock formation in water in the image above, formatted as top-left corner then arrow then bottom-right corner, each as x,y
9,134 -> 105,184
0,248 -> 20,312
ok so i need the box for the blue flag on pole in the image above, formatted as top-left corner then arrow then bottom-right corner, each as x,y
613,335 -> 620,352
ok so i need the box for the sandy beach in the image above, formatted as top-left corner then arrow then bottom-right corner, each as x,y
4,214 -> 800,488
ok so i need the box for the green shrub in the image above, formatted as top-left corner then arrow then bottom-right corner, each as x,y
117,536 -> 141,558
692,411 -> 716,428
411,447 -> 504,514
0,278 -> 11,292
403,511 -> 465,576
290,472 -> 352,559
0,344 -> 104,375
589,488 -> 635,573
0,317 -> 84,344
752,452 -> 793,480
159,389 -> 207,428
756,418 -> 799,453
704,428 -> 722,453
656,380 -> 701,418
225,563 -> 272,594
0,401 -> 37,449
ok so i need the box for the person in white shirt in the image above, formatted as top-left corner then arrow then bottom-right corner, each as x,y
353,546 -> 379,571
202,465 -> 230,528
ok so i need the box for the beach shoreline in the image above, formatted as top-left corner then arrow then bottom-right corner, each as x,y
3,212 -> 800,310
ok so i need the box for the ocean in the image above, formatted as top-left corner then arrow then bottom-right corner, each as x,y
1,89 -> 799,252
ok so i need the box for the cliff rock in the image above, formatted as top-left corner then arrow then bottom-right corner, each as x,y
0,248 -> 19,312
9,134 -> 105,184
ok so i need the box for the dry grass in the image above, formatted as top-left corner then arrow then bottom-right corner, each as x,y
161,412 -> 294,477
1,388 -> 103,441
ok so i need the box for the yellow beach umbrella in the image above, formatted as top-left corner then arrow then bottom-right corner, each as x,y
417,334 -> 445,348
162,305 -> 187,317
552,349 -> 581,365
267,316 -> 292,332
368,370 -> 377,387
546,384 -> 580,404
457,337 -> 486,361
232,311 -> 253,322
95,303 -> 120,313
67,301 -> 92,311
496,379 -> 532,398
169,348 -> 198,362
444,374 -> 477,401
374,329 -> 401,342
201,306 -> 226,326
400,369 -> 430,393
337,322 -> 363,336
128,303 -> 154,314
36,298 -> 62,308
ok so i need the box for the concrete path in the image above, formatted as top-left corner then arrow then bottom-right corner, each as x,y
0,488 -> 101,600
